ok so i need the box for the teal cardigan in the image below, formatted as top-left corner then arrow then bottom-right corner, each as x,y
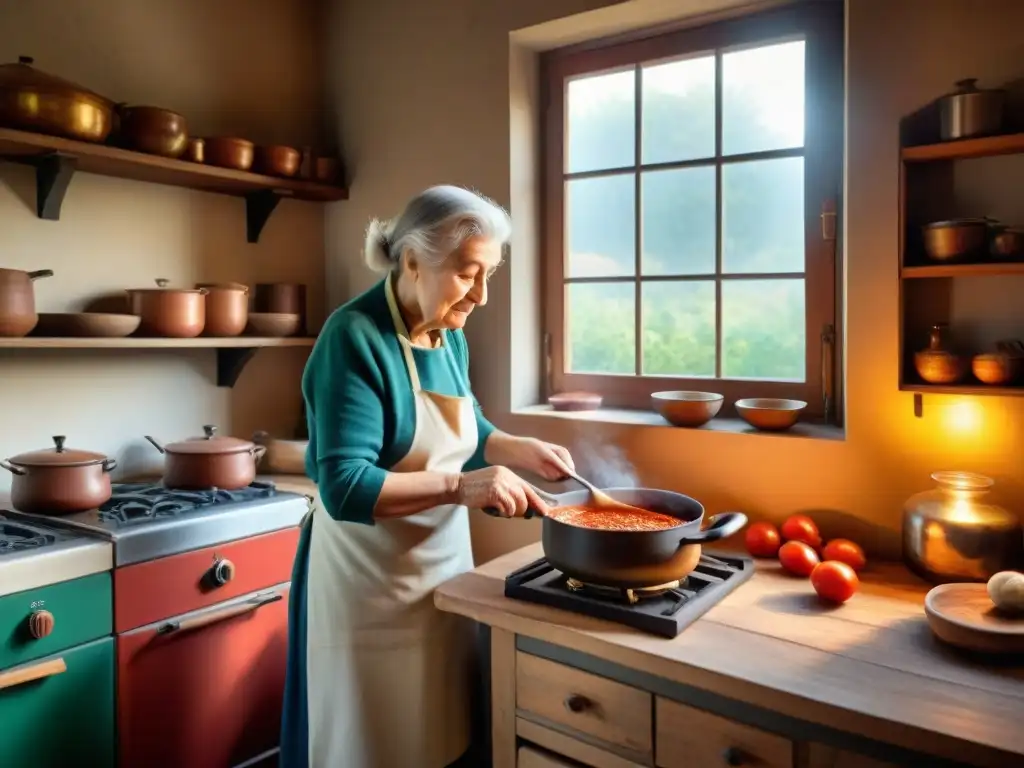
302,279 -> 496,525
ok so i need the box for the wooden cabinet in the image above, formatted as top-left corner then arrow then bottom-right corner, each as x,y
519,745 -> 579,768
656,698 -> 793,768
0,638 -> 116,768
799,744 -> 900,768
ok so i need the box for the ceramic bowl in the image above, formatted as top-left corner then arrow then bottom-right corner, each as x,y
651,391 -> 723,427
735,398 -> 807,431
246,312 -> 301,337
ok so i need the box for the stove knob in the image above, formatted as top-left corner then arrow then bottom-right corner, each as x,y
211,559 -> 236,587
28,610 -> 55,640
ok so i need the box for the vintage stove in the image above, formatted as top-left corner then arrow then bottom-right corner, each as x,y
0,513 -> 112,597
5,480 -> 308,566
505,553 -> 754,638
4,481 -> 308,768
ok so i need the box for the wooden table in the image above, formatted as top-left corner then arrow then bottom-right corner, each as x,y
435,543 -> 1024,768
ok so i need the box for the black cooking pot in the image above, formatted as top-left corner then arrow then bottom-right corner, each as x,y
485,487 -> 747,589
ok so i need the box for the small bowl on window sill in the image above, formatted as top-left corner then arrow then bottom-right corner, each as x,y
651,391 -> 723,428
735,398 -> 807,431
548,391 -> 602,412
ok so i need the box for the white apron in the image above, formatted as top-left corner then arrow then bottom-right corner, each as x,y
304,278 -> 478,768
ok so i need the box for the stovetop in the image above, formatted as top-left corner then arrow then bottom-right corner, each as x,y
0,513 -> 113,597
4,481 -> 310,567
504,553 -> 755,638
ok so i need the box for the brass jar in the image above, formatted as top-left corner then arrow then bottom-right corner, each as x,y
914,324 -> 966,384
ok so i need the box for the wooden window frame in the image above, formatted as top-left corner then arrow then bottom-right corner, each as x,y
541,1 -> 844,420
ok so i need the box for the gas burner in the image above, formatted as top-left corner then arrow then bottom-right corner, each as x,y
99,482 -> 277,525
565,577 -> 681,604
0,520 -> 58,554
505,552 -> 755,638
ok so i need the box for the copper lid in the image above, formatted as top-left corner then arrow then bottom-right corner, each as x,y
163,425 -> 254,455
0,56 -> 113,105
196,282 -> 249,294
7,436 -> 108,467
128,278 -> 206,295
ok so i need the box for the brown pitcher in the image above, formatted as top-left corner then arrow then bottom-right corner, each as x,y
0,268 -> 54,337
914,324 -> 967,384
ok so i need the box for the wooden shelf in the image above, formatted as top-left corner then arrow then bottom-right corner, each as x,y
901,262 -> 1024,278
900,381 -> 1024,397
0,336 -> 316,387
901,133 -> 1024,163
0,127 -> 347,242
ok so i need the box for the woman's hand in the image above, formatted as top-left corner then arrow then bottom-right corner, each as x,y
485,433 -> 575,482
455,466 -> 551,518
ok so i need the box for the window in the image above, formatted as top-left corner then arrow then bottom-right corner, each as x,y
542,2 -> 843,419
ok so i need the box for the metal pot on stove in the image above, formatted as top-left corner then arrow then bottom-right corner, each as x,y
0,435 -> 117,514
145,424 -> 267,490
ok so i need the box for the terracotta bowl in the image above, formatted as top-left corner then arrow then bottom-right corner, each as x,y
735,398 -> 807,431
651,391 -> 723,427
246,312 -> 301,337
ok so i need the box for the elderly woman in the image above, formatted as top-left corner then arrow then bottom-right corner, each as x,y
280,185 -> 575,768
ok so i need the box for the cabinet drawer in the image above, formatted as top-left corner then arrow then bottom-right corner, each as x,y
800,744 -> 901,768
0,572 -> 112,670
516,652 -> 652,757
518,745 -> 577,768
656,698 -> 793,768
114,527 -> 299,632
0,637 -> 116,768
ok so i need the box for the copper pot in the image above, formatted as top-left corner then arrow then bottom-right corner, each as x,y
255,145 -> 301,177
0,436 -> 117,514
0,268 -> 54,337
203,137 -> 254,171
116,105 -> 188,158
145,425 -> 266,490
197,282 -> 249,337
0,56 -> 115,143
127,278 -> 207,338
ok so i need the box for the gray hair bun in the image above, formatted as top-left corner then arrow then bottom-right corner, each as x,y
363,219 -> 394,274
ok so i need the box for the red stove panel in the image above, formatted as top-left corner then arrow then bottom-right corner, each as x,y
113,528 -> 300,633
117,584 -> 290,768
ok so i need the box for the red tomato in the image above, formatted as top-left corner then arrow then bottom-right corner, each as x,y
780,514 -> 822,548
811,561 -> 859,604
821,539 -> 867,572
744,522 -> 781,558
778,540 -> 820,577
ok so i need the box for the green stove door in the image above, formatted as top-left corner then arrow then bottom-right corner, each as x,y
0,637 -> 115,768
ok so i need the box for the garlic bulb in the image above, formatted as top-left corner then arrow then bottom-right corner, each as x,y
987,571 -> 1024,614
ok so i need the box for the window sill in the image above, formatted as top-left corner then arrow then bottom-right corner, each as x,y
510,404 -> 845,441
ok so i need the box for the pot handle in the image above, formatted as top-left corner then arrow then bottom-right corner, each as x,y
0,459 -> 26,477
252,445 -> 267,464
28,269 -> 54,281
143,435 -> 166,454
679,512 -> 748,544
102,458 -> 118,473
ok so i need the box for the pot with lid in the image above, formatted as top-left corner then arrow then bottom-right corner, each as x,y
0,436 -> 117,514
0,55 -> 115,142
0,267 -> 54,337
939,78 -> 1005,141
127,278 -> 207,337
145,425 -> 267,490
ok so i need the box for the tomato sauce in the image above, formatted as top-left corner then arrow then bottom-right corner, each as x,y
547,504 -> 682,532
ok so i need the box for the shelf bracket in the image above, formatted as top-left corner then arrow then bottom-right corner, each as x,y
216,347 -> 258,388
914,393 -> 924,418
245,189 -> 282,244
32,152 -> 78,221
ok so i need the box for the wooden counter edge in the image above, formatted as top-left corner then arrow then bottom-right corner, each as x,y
435,573 -> 1018,768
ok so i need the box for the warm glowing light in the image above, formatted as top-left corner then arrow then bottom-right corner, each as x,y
939,399 -> 983,436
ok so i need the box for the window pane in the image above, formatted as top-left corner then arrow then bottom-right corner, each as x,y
566,282 -> 635,374
566,174 -> 635,278
722,279 -> 805,381
722,157 -> 804,273
641,55 -> 715,164
566,70 -> 635,174
641,167 -> 715,275
722,40 -> 805,156
642,281 -> 715,376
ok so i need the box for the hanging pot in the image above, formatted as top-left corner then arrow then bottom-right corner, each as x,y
145,425 -> 266,490
0,436 -> 117,514
0,268 -> 54,337
127,278 -> 207,337
0,56 -> 115,142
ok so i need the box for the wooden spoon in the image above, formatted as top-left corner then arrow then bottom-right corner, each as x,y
565,471 -> 649,513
